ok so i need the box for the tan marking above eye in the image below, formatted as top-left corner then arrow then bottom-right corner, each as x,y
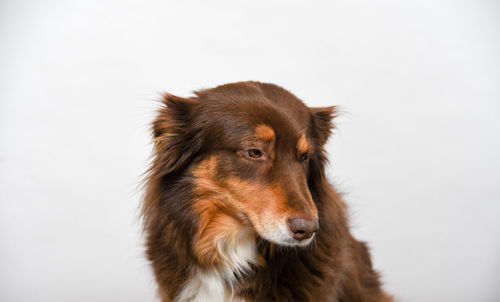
255,124 -> 275,141
297,133 -> 310,156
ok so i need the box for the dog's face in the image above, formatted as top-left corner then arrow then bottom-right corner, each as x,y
152,82 -> 335,247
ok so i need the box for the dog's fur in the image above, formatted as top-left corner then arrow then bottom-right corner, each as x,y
142,81 -> 392,302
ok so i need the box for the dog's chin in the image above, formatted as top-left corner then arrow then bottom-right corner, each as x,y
258,226 -> 316,248
275,233 -> 316,247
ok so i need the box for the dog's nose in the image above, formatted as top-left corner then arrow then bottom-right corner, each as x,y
287,217 -> 319,240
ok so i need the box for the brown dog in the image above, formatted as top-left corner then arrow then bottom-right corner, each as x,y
142,81 -> 392,301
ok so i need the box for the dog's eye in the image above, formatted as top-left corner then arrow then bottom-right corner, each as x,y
300,153 -> 309,161
246,149 -> 263,159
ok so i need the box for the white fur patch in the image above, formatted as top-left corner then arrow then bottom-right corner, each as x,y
176,270 -> 225,302
176,227 -> 257,302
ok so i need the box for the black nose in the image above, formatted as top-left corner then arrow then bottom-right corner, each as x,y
287,217 -> 319,240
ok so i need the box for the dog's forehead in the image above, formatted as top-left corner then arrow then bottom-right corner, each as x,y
247,103 -> 309,141
197,81 -> 311,136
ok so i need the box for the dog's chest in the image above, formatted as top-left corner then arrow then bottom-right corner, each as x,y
176,230 -> 258,302
175,271 -> 247,302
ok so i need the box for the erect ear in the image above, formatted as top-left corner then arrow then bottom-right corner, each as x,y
310,106 -> 337,145
151,93 -> 203,177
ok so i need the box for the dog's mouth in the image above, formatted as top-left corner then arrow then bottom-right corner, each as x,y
239,212 -> 317,247
256,228 -> 317,249
263,220 -> 317,247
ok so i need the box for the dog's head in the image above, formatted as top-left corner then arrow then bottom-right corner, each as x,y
152,82 -> 335,247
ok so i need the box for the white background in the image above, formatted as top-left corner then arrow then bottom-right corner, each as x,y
1,0 -> 499,301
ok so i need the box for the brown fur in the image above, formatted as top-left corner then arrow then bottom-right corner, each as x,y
142,81 -> 392,301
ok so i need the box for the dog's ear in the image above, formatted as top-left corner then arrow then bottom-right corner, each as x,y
310,106 -> 336,145
308,106 -> 336,183
151,93 -> 203,177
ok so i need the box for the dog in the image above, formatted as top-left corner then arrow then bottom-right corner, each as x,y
142,81 -> 392,301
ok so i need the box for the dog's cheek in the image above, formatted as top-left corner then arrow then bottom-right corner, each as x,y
232,182 -> 290,236
191,156 -> 290,240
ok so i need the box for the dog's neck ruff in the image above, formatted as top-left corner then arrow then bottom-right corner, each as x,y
176,227 -> 258,302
